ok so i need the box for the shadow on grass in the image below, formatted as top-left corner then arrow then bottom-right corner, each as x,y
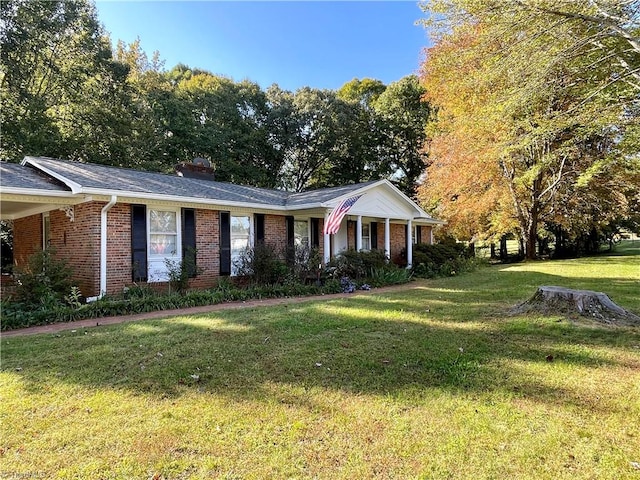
3,267 -> 639,416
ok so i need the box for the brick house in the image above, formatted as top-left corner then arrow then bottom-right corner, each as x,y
1,157 -> 443,299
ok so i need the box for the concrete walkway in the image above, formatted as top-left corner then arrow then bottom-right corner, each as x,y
1,284 -> 410,338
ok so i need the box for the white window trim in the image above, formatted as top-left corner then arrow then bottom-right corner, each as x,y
147,207 -> 182,282
294,218 -> 310,248
413,225 -> 419,244
361,222 -> 371,251
230,214 -> 253,276
148,207 -> 181,258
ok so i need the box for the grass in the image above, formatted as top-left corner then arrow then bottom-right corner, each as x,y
1,243 -> 639,479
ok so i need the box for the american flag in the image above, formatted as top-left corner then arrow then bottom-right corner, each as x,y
323,195 -> 363,235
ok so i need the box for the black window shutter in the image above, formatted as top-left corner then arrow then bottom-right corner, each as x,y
311,218 -> 320,248
416,225 -> 422,244
371,221 -> 378,250
255,213 -> 265,244
182,208 -> 197,277
285,215 -> 295,265
131,205 -> 147,282
220,211 -> 231,276
285,216 -> 295,247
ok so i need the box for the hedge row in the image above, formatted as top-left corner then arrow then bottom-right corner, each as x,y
1,281 -> 343,331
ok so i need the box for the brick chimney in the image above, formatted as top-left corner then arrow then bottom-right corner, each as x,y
175,158 -> 215,181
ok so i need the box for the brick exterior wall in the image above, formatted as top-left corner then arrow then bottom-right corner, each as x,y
12,214 -> 42,266
11,203 -> 426,295
416,225 -> 433,245
264,214 -> 287,252
390,223 -> 407,265
105,203 -> 132,296
53,203 -> 101,297
346,221 -> 356,250
12,205 -> 102,297
317,218 -> 324,260
190,209 -> 219,289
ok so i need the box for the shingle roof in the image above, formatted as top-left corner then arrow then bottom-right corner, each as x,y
285,181 -> 379,206
25,157 -> 291,206
0,161 -> 70,192
21,157 -> 369,207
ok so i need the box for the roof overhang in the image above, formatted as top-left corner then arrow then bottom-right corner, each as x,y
11,157 -> 446,225
0,190 -> 92,220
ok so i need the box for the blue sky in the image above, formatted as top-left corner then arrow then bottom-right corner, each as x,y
95,1 -> 431,91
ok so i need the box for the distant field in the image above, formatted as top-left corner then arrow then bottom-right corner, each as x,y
1,244 -> 639,479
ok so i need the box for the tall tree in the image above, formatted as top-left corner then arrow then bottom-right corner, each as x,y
419,1 -> 639,258
268,86 -> 367,192
0,0 -> 131,164
337,78 -> 386,108
373,75 -> 432,198
168,68 -> 281,186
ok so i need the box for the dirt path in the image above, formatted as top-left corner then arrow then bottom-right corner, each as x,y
1,283 -> 412,338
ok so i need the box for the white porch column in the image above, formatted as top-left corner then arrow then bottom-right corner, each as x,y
384,218 -> 391,260
323,212 -> 331,264
356,215 -> 362,251
406,219 -> 413,268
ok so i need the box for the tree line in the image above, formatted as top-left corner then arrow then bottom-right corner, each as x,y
0,0 -> 430,196
2,0 -> 638,259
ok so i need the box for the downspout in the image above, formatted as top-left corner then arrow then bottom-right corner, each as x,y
94,195 -> 117,300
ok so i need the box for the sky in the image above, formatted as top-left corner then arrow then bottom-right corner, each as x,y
94,1 -> 432,92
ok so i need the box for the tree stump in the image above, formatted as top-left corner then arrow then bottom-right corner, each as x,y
513,286 -> 640,326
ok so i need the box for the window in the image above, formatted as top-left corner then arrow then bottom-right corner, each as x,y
413,225 -> 422,244
149,210 -> 178,256
42,212 -> 51,249
147,208 -> 181,282
361,223 -> 370,251
294,220 -> 309,247
231,215 -> 251,276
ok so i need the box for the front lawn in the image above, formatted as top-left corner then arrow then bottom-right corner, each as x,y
1,246 -> 639,479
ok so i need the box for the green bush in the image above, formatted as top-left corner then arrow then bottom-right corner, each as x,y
0,275 -> 344,331
289,245 -> 323,284
328,249 -> 389,279
12,248 -> 76,306
234,243 -> 289,285
368,267 -> 413,287
412,243 -> 482,278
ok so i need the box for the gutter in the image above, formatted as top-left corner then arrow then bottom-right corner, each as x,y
88,195 -> 117,301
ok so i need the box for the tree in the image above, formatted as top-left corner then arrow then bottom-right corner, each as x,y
418,1 -> 639,258
0,0 -> 131,164
167,69 -> 282,187
373,75 -> 432,198
337,78 -> 386,108
113,38 -> 172,171
268,86 -> 369,192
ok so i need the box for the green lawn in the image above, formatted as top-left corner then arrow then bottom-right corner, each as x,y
2,246 -> 639,479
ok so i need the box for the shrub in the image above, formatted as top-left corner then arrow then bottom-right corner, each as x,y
290,245 -> 323,284
13,248 -> 76,306
165,247 -> 201,294
123,283 -> 156,299
234,243 -> 289,285
328,249 -> 388,279
412,243 -> 482,278
368,267 -> 413,287
1,273 -> 344,331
